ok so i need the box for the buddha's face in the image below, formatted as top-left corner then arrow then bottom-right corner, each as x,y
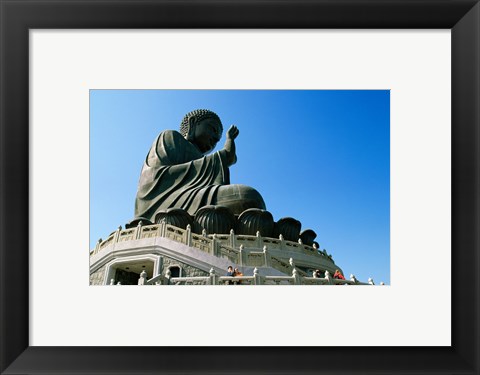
191,117 -> 222,154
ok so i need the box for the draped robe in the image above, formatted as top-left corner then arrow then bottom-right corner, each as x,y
134,130 -> 231,221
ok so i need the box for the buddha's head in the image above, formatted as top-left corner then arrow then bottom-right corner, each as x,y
180,109 -> 223,154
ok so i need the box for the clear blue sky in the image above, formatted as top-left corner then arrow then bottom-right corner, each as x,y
90,90 -> 390,284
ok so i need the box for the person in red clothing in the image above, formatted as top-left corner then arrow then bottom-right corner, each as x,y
234,267 -> 243,285
234,267 -> 243,277
333,269 -> 345,280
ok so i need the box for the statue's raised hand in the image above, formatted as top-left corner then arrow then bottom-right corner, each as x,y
223,125 -> 238,166
226,125 -> 239,140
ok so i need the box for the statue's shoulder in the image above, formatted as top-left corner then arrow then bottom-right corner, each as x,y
159,129 -> 184,139
151,129 -> 201,164
157,129 -> 188,146
154,129 -> 194,160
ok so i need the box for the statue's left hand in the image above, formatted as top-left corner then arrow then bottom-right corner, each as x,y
226,125 -> 239,140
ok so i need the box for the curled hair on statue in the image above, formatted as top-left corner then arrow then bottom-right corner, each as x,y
179,109 -> 223,141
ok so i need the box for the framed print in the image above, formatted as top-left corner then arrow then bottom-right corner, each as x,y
30,30 -> 449,347
1,0 -> 479,374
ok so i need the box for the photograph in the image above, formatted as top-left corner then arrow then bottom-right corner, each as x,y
90,90 -> 390,286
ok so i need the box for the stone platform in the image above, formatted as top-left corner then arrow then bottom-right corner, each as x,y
89,221 -> 361,285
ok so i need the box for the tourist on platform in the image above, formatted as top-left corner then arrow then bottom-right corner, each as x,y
226,265 -> 235,285
333,269 -> 345,280
226,266 -> 235,276
234,267 -> 243,285
234,267 -> 243,277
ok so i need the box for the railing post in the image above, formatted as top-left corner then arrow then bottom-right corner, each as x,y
289,257 -> 295,272
209,268 -> 217,285
256,231 -> 263,247
279,234 -> 285,250
253,268 -> 261,285
230,229 -> 236,248
263,245 -> 271,267
185,224 -> 192,247
95,238 -> 102,252
238,245 -> 244,266
113,226 -> 122,243
135,220 -> 143,239
325,270 -> 334,285
138,270 -> 147,285
211,234 -> 217,256
157,220 -> 165,237
292,268 -> 301,285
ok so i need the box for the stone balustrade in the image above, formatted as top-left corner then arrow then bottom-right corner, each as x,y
117,268 -> 377,286
91,222 -> 336,268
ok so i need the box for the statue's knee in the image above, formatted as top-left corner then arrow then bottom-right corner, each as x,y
215,184 -> 266,213
236,185 -> 266,209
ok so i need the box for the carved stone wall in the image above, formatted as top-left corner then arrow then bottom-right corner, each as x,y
90,265 -> 106,285
161,256 -> 209,278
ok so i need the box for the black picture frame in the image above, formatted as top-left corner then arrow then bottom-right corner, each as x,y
1,1 -> 479,374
